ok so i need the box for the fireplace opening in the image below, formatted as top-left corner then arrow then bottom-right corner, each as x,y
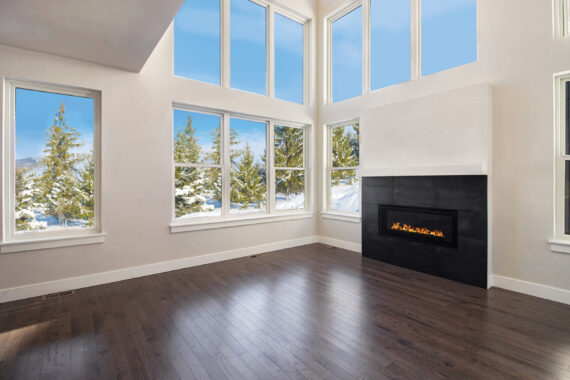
379,205 -> 458,248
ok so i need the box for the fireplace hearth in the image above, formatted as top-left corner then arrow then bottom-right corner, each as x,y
362,175 -> 487,288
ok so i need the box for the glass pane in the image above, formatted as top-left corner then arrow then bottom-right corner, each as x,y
332,6 -> 362,102
274,125 -> 304,168
175,167 -> 221,219
566,81 -> 570,155
173,110 -> 221,165
421,0 -> 477,75
331,169 -> 359,213
15,88 -> 95,232
276,169 -> 305,210
275,13 -> 304,104
331,123 -> 359,168
231,0 -> 267,95
174,0 -> 221,85
370,0 -> 410,90
230,118 -> 267,213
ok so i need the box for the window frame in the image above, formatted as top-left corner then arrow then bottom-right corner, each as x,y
1,78 -> 103,252
555,0 -> 570,38
326,0 -> 478,104
171,103 -> 311,231
173,0 -> 310,105
553,73 -> 570,246
324,119 -> 360,217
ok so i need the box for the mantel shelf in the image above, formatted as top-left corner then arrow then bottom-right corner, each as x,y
357,165 -> 487,177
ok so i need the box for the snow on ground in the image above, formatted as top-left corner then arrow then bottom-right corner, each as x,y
276,192 -> 304,210
331,182 -> 359,213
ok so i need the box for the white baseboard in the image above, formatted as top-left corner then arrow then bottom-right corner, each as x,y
489,275 -> 570,305
0,236 -> 319,304
318,236 -> 362,253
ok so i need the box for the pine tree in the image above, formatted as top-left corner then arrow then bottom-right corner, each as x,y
331,126 -> 358,186
80,151 -> 95,227
15,168 -> 45,231
274,126 -> 304,198
37,104 -> 87,227
174,114 -> 207,217
205,128 -> 240,203
232,143 -> 266,209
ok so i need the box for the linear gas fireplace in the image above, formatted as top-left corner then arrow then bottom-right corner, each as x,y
362,175 -> 487,288
379,205 -> 457,248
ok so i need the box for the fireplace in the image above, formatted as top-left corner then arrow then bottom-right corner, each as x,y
379,205 -> 457,248
362,175 -> 487,288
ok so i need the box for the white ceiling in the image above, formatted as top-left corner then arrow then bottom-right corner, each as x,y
0,0 -> 185,72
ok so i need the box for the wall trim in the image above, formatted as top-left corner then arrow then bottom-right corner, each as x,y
489,274 -> 570,305
0,236 -> 319,304
318,236 -> 362,253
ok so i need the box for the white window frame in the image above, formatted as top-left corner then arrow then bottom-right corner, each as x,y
1,79 -> 104,254
323,119 -> 361,221
555,0 -> 570,38
326,0 -> 478,104
550,72 -> 570,253
170,103 -> 311,232
173,0 -> 311,105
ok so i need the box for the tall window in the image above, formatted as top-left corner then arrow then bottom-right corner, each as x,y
555,74 -> 570,241
174,0 -> 221,85
328,121 -> 360,213
421,0 -> 477,75
230,0 -> 267,95
275,13 -> 304,104
172,106 -> 309,224
331,6 -> 363,103
370,0 -> 410,90
3,80 -> 100,242
275,125 -> 305,210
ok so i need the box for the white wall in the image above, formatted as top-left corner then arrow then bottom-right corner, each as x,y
0,0 -> 318,294
317,0 -> 570,293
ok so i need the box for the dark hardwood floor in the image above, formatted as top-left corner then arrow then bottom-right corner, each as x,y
0,244 -> 569,379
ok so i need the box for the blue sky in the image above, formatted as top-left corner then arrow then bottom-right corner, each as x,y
173,109 -> 220,164
230,118 -> 267,166
332,6 -> 362,103
15,88 -> 94,160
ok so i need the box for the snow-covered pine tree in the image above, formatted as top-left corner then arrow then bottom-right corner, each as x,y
79,151 -> 95,227
232,143 -> 266,209
15,167 -> 46,231
174,114 -> 208,217
205,128 -> 240,203
37,104 -> 87,227
274,126 -> 304,198
350,122 -> 360,159
331,125 -> 358,186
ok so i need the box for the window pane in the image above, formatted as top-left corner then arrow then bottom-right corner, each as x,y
230,118 -> 267,213
274,125 -> 304,168
421,0 -> 477,75
331,169 -> 359,213
276,169 -> 305,210
173,110 -> 221,165
370,0 -> 410,90
15,88 -> 95,232
566,161 -> 570,235
174,0 -> 220,85
332,123 -> 359,168
275,14 -> 304,103
566,81 -> 570,155
332,6 -> 362,102
175,167 -> 222,218
231,0 -> 266,95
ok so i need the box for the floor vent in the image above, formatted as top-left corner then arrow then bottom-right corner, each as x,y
42,290 -> 75,300
250,254 -> 262,258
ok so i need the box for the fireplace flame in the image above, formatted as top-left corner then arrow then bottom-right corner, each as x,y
390,222 -> 445,238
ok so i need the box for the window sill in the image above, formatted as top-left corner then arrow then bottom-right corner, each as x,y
548,239 -> 570,254
320,211 -> 361,223
1,232 -> 106,254
170,211 -> 314,233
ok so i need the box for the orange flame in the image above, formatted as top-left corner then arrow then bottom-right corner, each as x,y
390,222 -> 445,238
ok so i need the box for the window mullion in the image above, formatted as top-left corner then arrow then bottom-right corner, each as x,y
222,113 -> 231,217
362,0 -> 370,95
268,121 -> 276,213
410,0 -> 421,79
221,0 -> 231,88
268,4 -> 275,98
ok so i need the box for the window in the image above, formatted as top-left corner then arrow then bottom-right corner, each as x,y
172,105 -> 309,227
327,121 -> 360,213
331,6 -> 363,103
554,74 -> 570,244
275,125 -> 305,210
370,0 -> 410,90
275,13 -> 304,104
174,0 -> 221,85
230,0 -> 267,95
556,0 -> 570,38
421,0 -> 477,76
2,80 -> 101,246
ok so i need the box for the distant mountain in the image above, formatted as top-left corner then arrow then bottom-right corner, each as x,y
16,157 -> 37,168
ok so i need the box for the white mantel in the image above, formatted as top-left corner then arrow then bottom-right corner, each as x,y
357,164 -> 487,178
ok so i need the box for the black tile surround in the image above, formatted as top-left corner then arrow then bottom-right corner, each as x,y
362,175 -> 487,288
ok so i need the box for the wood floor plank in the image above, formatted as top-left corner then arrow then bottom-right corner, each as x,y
0,243 -> 569,380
